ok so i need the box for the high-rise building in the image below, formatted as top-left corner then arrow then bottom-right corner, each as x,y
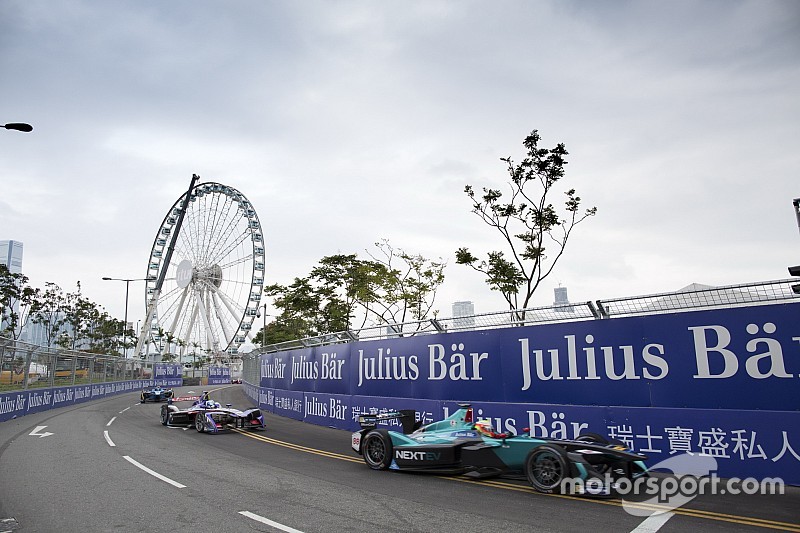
553,286 -> 574,312
452,301 -> 475,329
0,240 -> 23,274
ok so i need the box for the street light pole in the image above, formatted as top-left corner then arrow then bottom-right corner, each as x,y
2,123 -> 33,132
102,277 -> 147,358
261,304 -> 267,348
256,303 -> 270,348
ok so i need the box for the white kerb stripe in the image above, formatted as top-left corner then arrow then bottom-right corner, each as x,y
103,431 -> 115,447
123,456 -> 186,488
630,512 -> 675,533
239,511 -> 305,533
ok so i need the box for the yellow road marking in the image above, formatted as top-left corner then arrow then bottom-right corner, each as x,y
232,429 -> 362,463
232,429 -> 799,532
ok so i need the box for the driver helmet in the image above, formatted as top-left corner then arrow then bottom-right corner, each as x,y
474,419 -> 507,439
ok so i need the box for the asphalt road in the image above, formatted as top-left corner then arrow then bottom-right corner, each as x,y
0,385 -> 797,533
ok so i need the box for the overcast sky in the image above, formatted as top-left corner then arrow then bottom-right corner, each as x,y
1,0 -> 798,328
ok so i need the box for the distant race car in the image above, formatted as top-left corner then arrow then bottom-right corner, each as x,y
351,404 -> 649,497
140,386 -> 174,403
160,391 -> 265,434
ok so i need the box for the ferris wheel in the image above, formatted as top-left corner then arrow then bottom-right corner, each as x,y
138,180 -> 264,361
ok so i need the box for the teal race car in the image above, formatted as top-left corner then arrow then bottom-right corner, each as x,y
351,404 -> 648,497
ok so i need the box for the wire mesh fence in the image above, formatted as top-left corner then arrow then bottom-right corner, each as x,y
247,278 -> 799,359
0,337 -> 152,392
596,278 -> 799,317
6,279 -> 798,389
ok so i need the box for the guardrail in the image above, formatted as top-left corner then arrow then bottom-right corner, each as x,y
250,278 -> 799,355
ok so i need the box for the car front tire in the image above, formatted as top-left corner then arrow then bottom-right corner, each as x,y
525,445 -> 569,493
362,430 -> 393,470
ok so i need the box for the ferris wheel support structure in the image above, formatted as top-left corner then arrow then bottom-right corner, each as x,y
134,174 -> 199,360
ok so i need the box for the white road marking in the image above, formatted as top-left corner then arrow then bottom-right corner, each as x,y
630,512 -> 675,533
29,426 -> 53,438
0,517 -> 20,532
106,417 -> 116,426
119,407 -> 130,413
239,511 -> 305,533
123,456 -> 186,488
103,430 -> 116,447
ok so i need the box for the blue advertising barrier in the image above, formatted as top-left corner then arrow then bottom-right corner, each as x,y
154,363 -> 183,387
0,379 -> 157,422
208,365 -> 231,385
248,302 -> 800,484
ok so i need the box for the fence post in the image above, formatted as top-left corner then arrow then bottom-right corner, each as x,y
23,345 -> 32,390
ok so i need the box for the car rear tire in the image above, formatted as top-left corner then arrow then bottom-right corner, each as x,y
195,413 -> 206,433
362,430 -> 393,470
525,445 -> 569,493
575,432 -> 609,444
576,431 -> 627,449
160,405 -> 170,425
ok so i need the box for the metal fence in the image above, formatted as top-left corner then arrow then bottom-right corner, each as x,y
596,278 -> 797,317
247,278 -> 799,358
7,279 -> 796,391
0,337 -> 153,393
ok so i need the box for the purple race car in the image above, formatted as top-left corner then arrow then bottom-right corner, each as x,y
160,391 -> 265,433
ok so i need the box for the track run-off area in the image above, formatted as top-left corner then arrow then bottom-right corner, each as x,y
0,386 -> 797,533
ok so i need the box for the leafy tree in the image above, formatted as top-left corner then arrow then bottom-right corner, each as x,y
3,274 -> 128,356
29,282 -> 68,348
57,282 -> 102,351
263,277 -> 345,343
0,264 -> 36,340
363,239 -> 446,329
83,311 -> 124,355
456,130 -> 597,310
252,317 -> 289,348
39,282 -> 119,354
185,341 -> 202,376
309,253 -> 389,330
159,330 -> 185,363
262,241 -> 446,344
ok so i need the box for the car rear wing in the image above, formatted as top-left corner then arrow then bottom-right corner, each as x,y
168,395 -> 201,404
357,409 -> 419,434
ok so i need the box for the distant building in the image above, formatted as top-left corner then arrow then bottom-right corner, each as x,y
452,301 -> 475,329
1,240 -> 23,331
553,286 -> 574,312
0,240 -> 23,274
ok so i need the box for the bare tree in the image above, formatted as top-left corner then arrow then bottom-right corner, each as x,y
456,130 -> 596,310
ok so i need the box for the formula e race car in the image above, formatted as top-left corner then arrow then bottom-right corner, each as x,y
351,404 -> 649,497
160,391 -> 265,433
140,386 -> 174,403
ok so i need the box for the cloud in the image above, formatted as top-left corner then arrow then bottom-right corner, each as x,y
1,0 -> 798,327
